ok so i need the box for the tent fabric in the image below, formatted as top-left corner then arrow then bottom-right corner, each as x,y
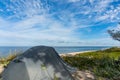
2,46 -> 75,80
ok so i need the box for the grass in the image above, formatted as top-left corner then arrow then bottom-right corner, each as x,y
0,47 -> 120,79
0,51 -> 22,67
62,47 -> 120,80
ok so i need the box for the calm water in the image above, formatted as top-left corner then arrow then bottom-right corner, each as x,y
0,46 -> 111,56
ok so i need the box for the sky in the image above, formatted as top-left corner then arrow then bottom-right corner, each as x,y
0,0 -> 120,46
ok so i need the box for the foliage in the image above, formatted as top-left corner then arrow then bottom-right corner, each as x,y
62,47 -> 120,80
108,24 -> 120,41
0,51 -> 22,67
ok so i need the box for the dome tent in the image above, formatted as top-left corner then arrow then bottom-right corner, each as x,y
2,46 -> 75,80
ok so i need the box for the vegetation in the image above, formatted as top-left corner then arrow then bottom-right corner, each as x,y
63,47 -> 120,80
0,51 -> 22,67
108,23 -> 120,42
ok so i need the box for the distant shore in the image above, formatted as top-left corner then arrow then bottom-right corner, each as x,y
60,50 -> 96,56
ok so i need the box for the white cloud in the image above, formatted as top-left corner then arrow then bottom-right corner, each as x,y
89,0 -> 94,4
0,18 -> 12,28
66,0 -> 119,23
12,15 -> 48,30
3,0 -> 49,19
0,0 -> 120,46
82,37 -> 120,46
95,1 -> 120,22
97,15 -> 109,21
0,15 -> 80,46
68,0 -> 80,3
93,0 -> 113,12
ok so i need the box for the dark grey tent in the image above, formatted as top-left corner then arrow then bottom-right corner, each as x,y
2,46 -> 75,80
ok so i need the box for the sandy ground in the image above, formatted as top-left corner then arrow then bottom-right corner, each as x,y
0,65 -> 4,75
72,70 -> 95,80
0,51 -> 96,80
60,50 -> 95,56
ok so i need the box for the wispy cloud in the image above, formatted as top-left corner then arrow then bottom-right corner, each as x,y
0,0 -> 120,46
68,0 -> 80,3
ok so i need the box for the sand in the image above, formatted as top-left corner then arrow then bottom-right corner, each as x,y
0,65 -> 4,75
60,50 -> 95,56
72,70 -> 95,80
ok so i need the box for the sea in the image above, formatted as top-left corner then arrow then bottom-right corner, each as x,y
0,46 -> 111,56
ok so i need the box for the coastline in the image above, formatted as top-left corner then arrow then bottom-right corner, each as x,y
60,50 -> 96,56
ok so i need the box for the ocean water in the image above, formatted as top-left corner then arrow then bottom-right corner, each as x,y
0,46 -> 111,56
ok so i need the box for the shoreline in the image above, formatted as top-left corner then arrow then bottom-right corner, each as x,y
60,50 -> 96,56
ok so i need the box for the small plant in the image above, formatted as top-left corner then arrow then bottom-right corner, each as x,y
0,51 -> 22,67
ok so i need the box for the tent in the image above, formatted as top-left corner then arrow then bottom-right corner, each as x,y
2,46 -> 75,80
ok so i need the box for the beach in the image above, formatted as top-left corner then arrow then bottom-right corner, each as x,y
60,50 -> 95,56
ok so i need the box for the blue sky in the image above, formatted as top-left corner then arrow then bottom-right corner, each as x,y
0,0 -> 120,46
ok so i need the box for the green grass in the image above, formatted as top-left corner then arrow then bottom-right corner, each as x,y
62,47 -> 120,80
